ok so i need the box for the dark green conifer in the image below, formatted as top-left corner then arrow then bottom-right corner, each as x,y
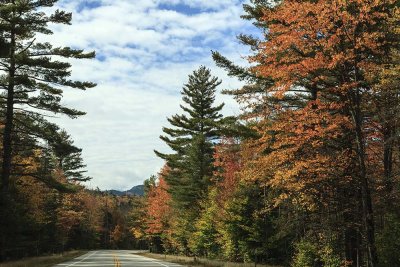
51,130 -> 90,182
0,0 -> 96,192
155,66 -> 225,209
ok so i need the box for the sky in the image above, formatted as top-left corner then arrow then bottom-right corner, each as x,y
41,0 -> 256,190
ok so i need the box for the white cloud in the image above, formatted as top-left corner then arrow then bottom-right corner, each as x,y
41,0 -> 255,190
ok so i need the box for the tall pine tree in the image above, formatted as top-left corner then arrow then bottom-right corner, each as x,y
155,66 -> 225,209
0,0 -> 96,193
0,1 -> 95,259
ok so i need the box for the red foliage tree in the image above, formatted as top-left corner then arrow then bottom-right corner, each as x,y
146,166 -> 172,235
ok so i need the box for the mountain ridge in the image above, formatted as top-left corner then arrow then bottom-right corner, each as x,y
107,184 -> 144,196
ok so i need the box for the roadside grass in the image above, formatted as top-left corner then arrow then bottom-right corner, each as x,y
139,253 -> 282,267
0,250 -> 87,267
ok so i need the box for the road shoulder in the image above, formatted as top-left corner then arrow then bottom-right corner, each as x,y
0,251 -> 87,267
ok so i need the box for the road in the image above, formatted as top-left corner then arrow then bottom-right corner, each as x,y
54,250 -> 184,267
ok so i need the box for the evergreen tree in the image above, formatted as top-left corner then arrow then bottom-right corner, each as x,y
155,66 -> 225,209
51,130 -> 90,182
0,0 -> 96,193
0,1 -> 94,260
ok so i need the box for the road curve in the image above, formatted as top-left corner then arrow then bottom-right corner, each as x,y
54,250 -> 184,267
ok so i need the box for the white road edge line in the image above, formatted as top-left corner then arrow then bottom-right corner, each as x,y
65,251 -> 98,267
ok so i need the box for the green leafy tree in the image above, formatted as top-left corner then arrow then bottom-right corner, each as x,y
189,188 -> 221,258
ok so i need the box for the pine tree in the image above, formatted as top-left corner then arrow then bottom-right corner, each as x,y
155,66 -> 225,209
0,2 -> 94,259
0,0 -> 96,193
51,130 -> 90,182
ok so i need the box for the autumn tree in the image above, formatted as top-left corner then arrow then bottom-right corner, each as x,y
213,138 -> 241,201
145,166 -> 172,252
127,195 -> 148,249
56,191 -> 85,252
214,0 -> 399,266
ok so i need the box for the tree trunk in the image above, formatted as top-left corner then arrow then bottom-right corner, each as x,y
350,89 -> 378,267
383,128 -> 393,197
1,25 -> 16,194
0,21 -> 16,262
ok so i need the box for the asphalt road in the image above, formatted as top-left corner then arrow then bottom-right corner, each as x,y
54,250 -> 184,267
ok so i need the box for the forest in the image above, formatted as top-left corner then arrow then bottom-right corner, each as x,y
0,1 -> 399,267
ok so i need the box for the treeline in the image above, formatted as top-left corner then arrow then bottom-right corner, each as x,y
144,1 -> 399,267
2,175 -> 147,259
0,0 -> 146,260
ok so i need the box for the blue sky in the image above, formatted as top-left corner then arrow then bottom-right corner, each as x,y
41,0 -> 256,190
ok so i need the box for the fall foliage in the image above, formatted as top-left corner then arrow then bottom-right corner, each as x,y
145,1 -> 400,267
0,1 -> 399,267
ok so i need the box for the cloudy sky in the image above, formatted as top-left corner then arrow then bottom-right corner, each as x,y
43,0 -> 256,190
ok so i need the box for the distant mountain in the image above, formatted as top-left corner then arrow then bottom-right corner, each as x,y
107,184 -> 144,196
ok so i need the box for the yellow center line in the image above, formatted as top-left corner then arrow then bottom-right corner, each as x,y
113,254 -> 121,267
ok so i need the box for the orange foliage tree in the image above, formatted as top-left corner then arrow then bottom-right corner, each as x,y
145,166 -> 173,252
214,0 -> 398,265
213,138 -> 242,202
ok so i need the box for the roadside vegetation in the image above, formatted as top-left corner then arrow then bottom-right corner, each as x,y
0,251 -> 85,267
140,253 -> 282,267
144,1 -> 400,267
0,0 -> 146,261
